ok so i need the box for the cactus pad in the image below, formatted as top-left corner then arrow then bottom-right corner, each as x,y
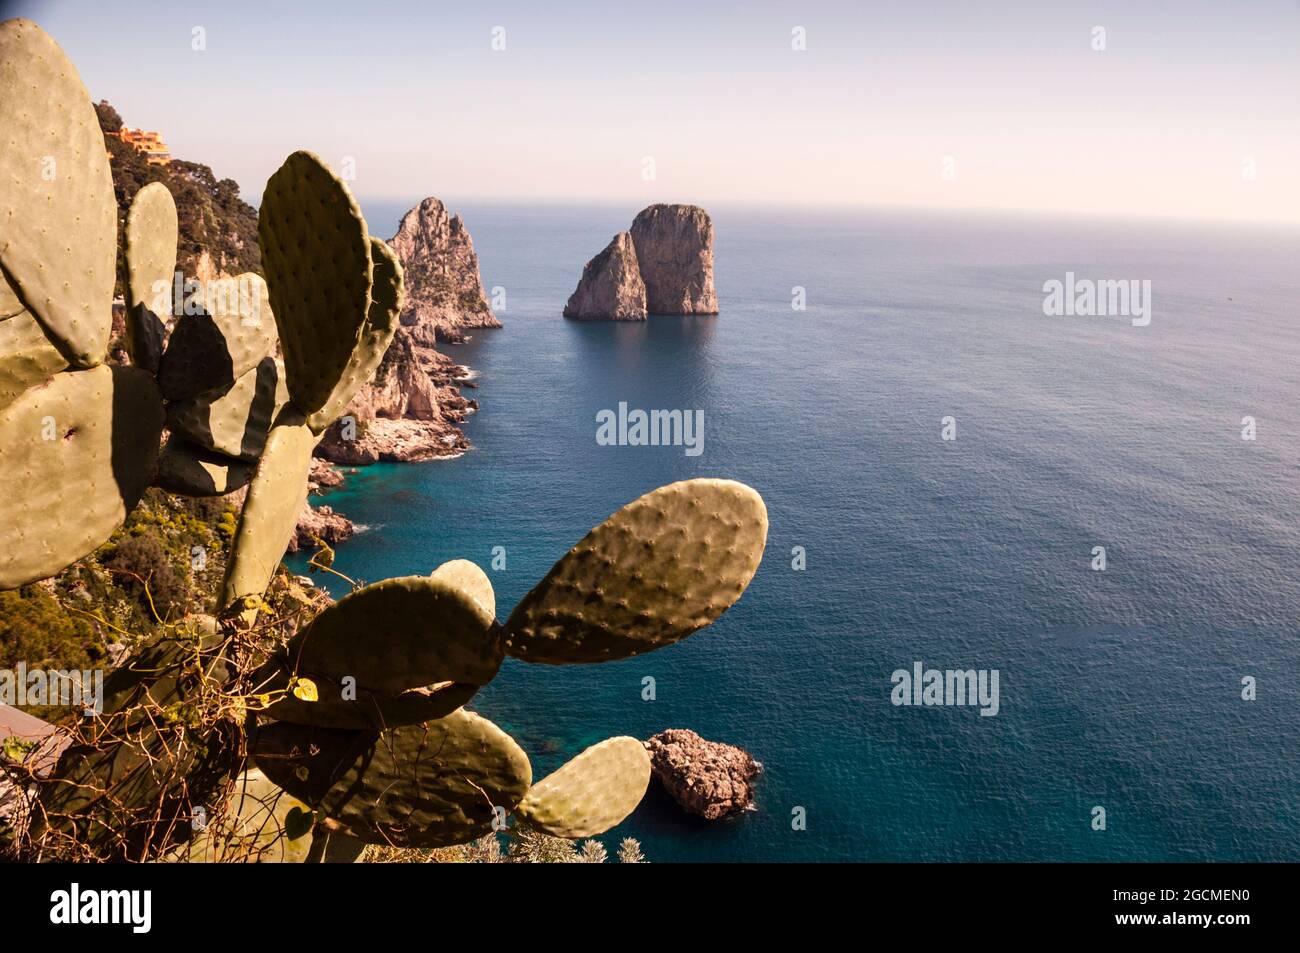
262,676 -> 479,730
1,308 -> 66,409
503,479 -> 768,663
515,736 -> 652,838
1,270 -> 23,319
253,709 -> 532,848
282,575 -> 501,693
220,414 -> 316,607
123,182 -> 178,374
0,19 -> 115,368
306,236 -> 403,433
0,365 -> 164,589
154,439 -> 254,497
258,151 -> 372,416
167,356 -> 287,461
173,770 -> 315,863
429,558 -> 496,619
157,273 -> 278,400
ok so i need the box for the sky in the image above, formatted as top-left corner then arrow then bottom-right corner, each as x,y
6,0 -> 1299,223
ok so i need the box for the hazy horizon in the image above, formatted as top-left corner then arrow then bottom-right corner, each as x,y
7,0 -> 1299,224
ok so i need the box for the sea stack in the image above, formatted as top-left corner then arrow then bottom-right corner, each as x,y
629,204 -> 717,314
388,197 -> 501,344
563,203 -> 717,320
563,231 -> 647,321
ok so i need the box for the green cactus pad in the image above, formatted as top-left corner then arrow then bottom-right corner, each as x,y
167,356 -> 287,461
157,272 -> 278,400
503,478 -> 768,663
123,182 -> 178,374
253,709 -> 532,848
429,558 -> 496,619
220,414 -> 316,608
262,676 -> 479,730
0,365 -> 164,590
1,270 -> 23,319
515,736 -> 651,838
154,439 -> 254,497
258,151 -> 372,416
0,20 -> 115,367
1,308 -> 66,410
171,770 -> 315,863
305,237 -> 403,433
281,575 -> 501,693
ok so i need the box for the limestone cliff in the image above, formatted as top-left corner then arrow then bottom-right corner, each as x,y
563,231 -> 646,321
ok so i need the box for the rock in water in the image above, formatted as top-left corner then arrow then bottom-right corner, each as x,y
628,204 -> 718,315
645,729 -> 760,820
389,197 -> 501,343
563,231 -> 647,321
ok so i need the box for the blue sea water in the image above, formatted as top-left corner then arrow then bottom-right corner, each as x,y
288,203 -> 1300,862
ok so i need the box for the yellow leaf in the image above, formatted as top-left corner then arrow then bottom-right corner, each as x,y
292,678 -> 318,702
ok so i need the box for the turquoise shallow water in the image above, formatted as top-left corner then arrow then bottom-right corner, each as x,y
289,203 -> 1300,861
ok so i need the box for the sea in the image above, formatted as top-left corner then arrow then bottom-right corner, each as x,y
288,202 -> 1300,862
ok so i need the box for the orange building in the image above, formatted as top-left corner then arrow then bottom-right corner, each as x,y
111,127 -> 172,166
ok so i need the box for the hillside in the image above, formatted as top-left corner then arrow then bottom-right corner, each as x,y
95,101 -> 260,294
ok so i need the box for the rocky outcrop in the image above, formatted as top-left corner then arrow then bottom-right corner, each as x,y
644,729 -> 760,820
389,197 -> 500,344
629,204 -> 717,314
313,197 -> 493,466
564,205 -> 717,320
563,231 -> 646,321
314,334 -> 474,464
288,504 -> 353,553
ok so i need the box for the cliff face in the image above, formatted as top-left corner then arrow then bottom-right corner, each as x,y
314,198 -> 494,465
389,197 -> 500,344
563,231 -> 646,321
629,204 -> 717,315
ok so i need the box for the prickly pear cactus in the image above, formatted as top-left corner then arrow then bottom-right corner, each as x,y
515,737 -> 652,838
0,19 -> 115,368
503,478 -> 769,663
166,356 -> 288,461
0,365 -> 165,589
157,272 -> 277,400
254,710 -> 533,848
258,151 -> 374,418
221,414 -> 317,609
123,182 -> 178,374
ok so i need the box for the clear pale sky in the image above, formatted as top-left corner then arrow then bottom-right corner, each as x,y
8,0 -> 1299,222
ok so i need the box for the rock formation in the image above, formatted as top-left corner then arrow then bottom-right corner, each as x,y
313,197 -> 493,466
288,503 -> 353,553
564,204 -> 717,319
629,204 -> 717,314
563,231 -> 646,321
645,728 -> 760,820
389,197 -> 500,343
